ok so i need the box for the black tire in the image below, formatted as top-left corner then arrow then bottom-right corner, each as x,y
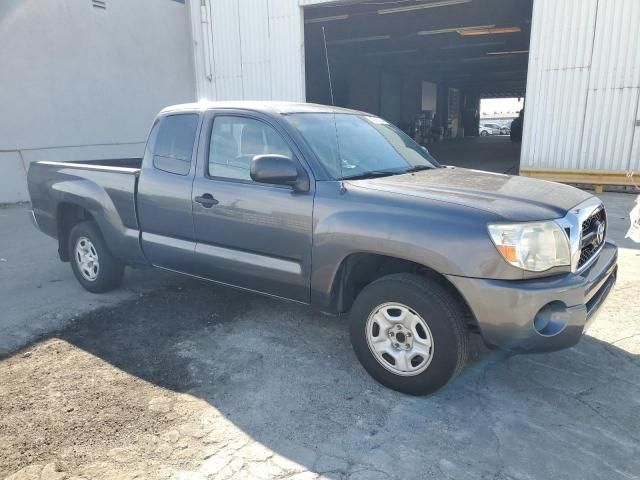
349,273 -> 469,395
68,221 -> 125,293
480,130 -> 489,137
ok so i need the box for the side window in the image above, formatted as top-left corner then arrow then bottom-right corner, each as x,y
153,114 -> 199,175
208,116 -> 293,181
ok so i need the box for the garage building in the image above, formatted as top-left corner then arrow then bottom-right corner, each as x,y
1,0 -> 639,203
190,0 -> 640,187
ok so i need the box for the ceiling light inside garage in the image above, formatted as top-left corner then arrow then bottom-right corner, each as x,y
327,35 -> 390,45
418,24 -> 495,35
458,26 -> 521,36
305,14 -> 349,24
378,0 -> 472,15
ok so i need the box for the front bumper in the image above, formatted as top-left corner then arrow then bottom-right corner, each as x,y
447,242 -> 618,352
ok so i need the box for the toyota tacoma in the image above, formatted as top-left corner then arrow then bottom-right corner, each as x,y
27,102 -> 617,395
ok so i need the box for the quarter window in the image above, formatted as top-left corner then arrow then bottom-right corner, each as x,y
208,116 -> 293,181
153,114 -> 199,175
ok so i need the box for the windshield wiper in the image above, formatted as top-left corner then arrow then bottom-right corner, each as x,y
402,165 -> 434,173
342,170 -> 398,180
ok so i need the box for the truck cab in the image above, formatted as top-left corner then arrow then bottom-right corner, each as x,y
137,104 -> 315,302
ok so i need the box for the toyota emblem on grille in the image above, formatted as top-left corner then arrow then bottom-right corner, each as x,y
594,220 -> 605,246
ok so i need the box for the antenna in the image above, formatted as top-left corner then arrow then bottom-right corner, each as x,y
321,26 -> 342,186
321,26 -> 335,106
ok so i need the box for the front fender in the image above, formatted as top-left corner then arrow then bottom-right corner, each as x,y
310,181 -> 522,311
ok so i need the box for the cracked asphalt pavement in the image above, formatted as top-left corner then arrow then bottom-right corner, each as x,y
1,192 -> 639,480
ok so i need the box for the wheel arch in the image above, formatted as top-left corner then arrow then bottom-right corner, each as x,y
56,202 -> 96,261
329,252 -> 478,330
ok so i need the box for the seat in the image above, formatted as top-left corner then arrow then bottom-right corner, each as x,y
236,123 -> 266,168
210,130 -> 238,165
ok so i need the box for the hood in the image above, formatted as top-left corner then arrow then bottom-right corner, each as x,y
350,167 -> 592,222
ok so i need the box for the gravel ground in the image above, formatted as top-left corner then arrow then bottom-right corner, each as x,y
1,192 -> 639,480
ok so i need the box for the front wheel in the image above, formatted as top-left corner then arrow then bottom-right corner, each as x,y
68,221 -> 124,293
480,130 -> 489,137
349,273 -> 469,395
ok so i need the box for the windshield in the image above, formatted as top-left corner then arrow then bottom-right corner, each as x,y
288,113 -> 440,180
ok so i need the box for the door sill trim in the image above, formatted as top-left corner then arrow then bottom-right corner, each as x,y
153,265 -> 310,306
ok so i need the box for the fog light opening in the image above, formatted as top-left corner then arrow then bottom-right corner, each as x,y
534,301 -> 568,337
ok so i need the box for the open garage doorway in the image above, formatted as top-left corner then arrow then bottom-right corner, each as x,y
303,0 -> 533,174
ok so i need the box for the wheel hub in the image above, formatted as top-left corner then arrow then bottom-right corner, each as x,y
75,236 -> 100,282
365,303 -> 434,377
388,324 -> 412,350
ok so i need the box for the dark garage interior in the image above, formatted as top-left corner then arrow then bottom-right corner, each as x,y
303,0 -> 533,173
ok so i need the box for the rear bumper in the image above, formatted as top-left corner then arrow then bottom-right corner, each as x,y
447,242 -> 618,352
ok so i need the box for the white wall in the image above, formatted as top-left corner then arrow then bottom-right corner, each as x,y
0,0 -> 196,203
190,0 -> 305,102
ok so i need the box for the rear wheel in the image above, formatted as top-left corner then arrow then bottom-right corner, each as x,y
480,130 -> 489,137
68,221 -> 124,293
349,273 -> 469,395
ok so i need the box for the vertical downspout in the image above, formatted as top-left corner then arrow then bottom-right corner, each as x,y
200,0 -> 213,82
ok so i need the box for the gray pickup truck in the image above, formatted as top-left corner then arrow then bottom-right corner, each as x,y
28,102 -> 617,395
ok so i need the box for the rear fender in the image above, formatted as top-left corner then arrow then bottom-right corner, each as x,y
52,178 -> 146,265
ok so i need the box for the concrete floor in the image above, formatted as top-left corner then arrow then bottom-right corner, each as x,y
1,191 -> 639,479
0,205 -> 177,357
428,136 -> 521,174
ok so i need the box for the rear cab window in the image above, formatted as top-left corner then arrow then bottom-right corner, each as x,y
153,114 -> 199,175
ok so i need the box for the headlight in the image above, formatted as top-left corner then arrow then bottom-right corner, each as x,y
488,221 -> 570,272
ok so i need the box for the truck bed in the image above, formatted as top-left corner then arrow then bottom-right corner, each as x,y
78,158 -> 142,169
35,157 -> 143,170
27,158 -> 147,265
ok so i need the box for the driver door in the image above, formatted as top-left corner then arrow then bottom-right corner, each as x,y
191,110 -> 314,302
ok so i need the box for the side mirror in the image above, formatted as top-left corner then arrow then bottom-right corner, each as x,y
250,155 -> 309,191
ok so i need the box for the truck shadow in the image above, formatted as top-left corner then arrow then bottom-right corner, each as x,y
36,276 -> 640,479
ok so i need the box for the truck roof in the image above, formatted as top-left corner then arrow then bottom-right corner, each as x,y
160,101 -> 368,116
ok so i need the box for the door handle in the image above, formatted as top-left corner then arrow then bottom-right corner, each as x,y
195,193 -> 219,207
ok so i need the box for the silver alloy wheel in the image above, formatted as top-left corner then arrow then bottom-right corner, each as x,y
75,236 -> 100,282
365,303 -> 434,376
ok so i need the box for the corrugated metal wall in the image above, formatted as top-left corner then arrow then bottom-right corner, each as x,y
522,0 -> 640,180
190,0 -> 307,102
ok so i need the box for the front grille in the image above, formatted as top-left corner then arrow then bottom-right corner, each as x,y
578,208 -> 606,269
